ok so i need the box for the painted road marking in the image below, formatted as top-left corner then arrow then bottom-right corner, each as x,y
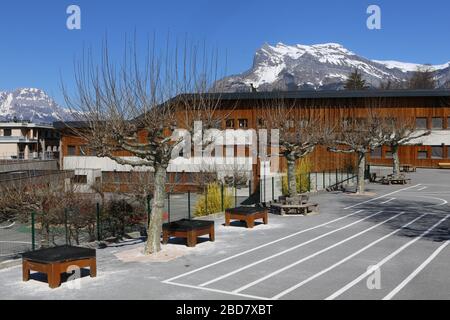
326,215 -> 449,300
344,184 -> 421,210
200,211 -> 385,288
233,212 -> 405,294
163,210 -> 364,283
380,198 -> 396,204
383,240 -> 450,300
417,186 -> 428,191
270,213 -> 427,300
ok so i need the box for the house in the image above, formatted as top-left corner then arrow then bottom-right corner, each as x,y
0,121 -> 60,161
54,90 -> 450,193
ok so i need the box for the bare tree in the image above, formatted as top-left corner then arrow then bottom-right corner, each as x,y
408,65 -> 437,89
257,99 -> 332,197
380,116 -> 431,175
328,109 -> 386,194
63,37 -> 225,254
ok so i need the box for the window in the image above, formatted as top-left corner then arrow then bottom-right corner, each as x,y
415,117 -> 428,129
72,175 -> 87,184
431,146 -> 443,159
447,117 -> 450,130
448,146 -> 450,159
257,118 -> 266,127
385,148 -> 393,159
3,128 -> 12,136
288,119 -> 295,128
432,117 -> 443,130
418,150 -> 428,159
67,145 -> 76,156
238,119 -> 248,128
370,147 -> 382,159
225,119 -> 235,129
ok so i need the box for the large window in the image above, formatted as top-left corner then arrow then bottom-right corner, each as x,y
370,147 -> 382,159
3,128 -> 12,136
67,145 -> 76,156
431,146 -> 443,159
72,175 -> 87,184
225,119 -> 235,129
432,117 -> 443,130
415,117 -> 428,130
238,119 -> 248,128
418,150 -> 428,159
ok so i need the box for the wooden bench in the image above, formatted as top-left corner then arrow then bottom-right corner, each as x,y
162,219 -> 215,247
438,163 -> 450,169
22,245 -> 96,289
225,206 -> 268,229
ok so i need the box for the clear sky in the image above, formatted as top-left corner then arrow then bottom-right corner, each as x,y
0,0 -> 449,105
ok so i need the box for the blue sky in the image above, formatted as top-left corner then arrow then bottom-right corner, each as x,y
0,0 -> 449,105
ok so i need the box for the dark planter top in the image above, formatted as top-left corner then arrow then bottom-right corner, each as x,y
22,245 -> 96,264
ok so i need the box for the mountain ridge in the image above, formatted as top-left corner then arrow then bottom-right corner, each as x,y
214,42 -> 450,92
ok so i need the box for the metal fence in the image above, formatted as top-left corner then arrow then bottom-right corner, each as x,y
0,169 -> 356,260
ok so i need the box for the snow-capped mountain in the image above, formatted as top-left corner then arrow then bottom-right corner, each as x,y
214,43 -> 450,92
0,88 -> 74,124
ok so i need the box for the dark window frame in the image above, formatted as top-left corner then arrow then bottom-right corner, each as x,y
431,145 -> 444,159
225,119 -> 235,129
67,145 -> 77,156
432,117 -> 443,130
418,150 -> 428,159
238,119 -> 249,129
415,117 -> 428,130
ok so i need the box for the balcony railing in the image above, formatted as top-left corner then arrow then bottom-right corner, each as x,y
0,136 -> 38,143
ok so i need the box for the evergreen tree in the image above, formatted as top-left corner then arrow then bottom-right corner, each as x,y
344,69 -> 369,90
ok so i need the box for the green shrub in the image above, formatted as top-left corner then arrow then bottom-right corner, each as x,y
195,183 -> 233,217
282,158 -> 312,195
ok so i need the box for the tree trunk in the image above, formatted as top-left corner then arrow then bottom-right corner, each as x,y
392,144 -> 400,176
287,158 -> 297,197
357,152 -> 366,194
144,165 -> 167,255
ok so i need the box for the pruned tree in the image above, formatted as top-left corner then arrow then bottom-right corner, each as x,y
345,69 -> 369,90
328,109 -> 386,194
380,116 -> 431,175
257,99 -> 333,197
63,37 -> 226,254
408,65 -> 437,89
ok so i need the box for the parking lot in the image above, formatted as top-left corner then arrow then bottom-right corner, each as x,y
0,169 -> 449,300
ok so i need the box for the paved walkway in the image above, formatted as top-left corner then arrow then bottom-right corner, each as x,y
0,169 -> 449,300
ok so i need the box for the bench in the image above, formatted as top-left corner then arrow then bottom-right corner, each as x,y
22,245 -> 96,289
271,202 -> 319,216
225,206 -> 268,229
438,163 -> 450,169
400,164 -> 417,173
162,219 -> 215,247
380,174 -> 411,185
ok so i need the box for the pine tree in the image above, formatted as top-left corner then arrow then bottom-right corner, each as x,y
344,69 -> 369,90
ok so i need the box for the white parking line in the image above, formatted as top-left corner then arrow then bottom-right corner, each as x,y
163,210 -> 364,283
383,240 -> 450,300
270,213 -> 427,300
344,184 -> 421,210
325,214 -> 449,300
380,198 -> 396,204
233,212 -> 405,294
200,211 -> 385,288
417,186 -> 428,191
164,280 -> 270,300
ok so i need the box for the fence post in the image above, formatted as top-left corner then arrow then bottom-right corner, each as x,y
272,176 -> 275,201
188,190 -> 191,220
308,172 -> 311,192
168,193 -> 171,223
205,186 -> 208,215
323,171 -> 326,190
64,208 -> 69,245
336,169 -> 339,188
96,203 -> 101,241
249,180 -> 252,198
221,183 -> 224,212
31,211 -> 36,251
234,183 -> 237,207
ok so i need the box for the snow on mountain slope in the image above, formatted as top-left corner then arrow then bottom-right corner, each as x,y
214,42 -> 450,92
0,88 -> 74,124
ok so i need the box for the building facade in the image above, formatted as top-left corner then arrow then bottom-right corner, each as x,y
0,121 -> 60,161
55,90 -> 450,193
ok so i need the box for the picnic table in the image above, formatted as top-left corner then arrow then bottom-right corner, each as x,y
400,164 -> 417,173
380,174 -> 411,185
